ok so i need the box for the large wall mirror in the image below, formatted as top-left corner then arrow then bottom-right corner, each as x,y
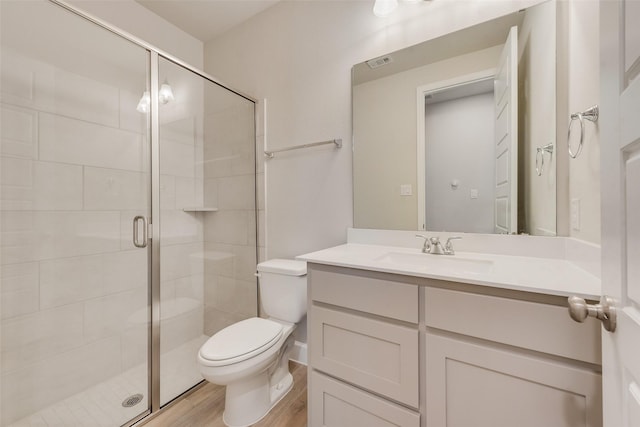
353,0 -> 558,236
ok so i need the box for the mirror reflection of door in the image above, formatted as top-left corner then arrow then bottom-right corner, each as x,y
420,26 -> 518,234
493,26 -> 518,234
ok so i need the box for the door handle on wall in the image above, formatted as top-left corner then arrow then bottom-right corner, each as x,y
133,215 -> 148,248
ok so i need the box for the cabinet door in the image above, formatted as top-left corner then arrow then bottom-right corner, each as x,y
310,371 -> 420,427
309,305 -> 419,408
425,332 -> 602,427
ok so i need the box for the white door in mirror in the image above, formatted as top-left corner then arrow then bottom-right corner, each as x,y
493,26 -> 518,234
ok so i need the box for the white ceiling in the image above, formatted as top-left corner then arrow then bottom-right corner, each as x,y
135,0 -> 281,42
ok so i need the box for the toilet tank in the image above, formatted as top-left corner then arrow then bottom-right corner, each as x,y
257,259 -> 307,323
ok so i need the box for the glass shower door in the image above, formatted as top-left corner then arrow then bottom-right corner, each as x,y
157,57 -> 257,406
1,1 -> 152,425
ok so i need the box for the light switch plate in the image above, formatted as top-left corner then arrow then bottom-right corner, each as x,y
470,189 -> 479,199
400,184 -> 412,196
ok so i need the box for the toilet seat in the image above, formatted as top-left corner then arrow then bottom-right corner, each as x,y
199,317 -> 283,367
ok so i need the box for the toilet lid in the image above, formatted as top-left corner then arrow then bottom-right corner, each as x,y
199,317 -> 283,365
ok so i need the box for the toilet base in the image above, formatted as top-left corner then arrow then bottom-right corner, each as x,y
200,322 -> 297,427
222,371 -> 293,427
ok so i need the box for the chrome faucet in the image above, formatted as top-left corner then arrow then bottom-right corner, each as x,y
415,235 -> 461,255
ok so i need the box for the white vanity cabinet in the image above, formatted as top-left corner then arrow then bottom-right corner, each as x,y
306,263 -> 603,427
307,263 -> 421,427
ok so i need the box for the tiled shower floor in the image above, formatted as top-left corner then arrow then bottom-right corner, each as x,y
8,336 -> 209,427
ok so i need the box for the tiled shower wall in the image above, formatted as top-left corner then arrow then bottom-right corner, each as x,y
156,62 -> 208,404
158,101 -> 206,360
201,91 -> 257,336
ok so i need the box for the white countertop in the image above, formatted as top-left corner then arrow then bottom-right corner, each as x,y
297,243 -> 601,300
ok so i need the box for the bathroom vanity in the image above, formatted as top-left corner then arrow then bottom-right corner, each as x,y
299,233 -> 602,427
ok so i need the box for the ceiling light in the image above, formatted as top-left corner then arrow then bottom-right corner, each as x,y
136,80 -> 175,113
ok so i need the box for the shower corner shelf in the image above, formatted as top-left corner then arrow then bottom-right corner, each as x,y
182,207 -> 219,212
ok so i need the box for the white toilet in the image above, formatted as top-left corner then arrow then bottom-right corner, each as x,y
197,259 -> 307,427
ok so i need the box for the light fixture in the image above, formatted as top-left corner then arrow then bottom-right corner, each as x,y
136,80 -> 175,113
373,0 -> 398,17
159,79 -> 175,104
136,91 -> 150,113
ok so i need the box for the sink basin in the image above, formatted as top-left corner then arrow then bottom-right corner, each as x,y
375,252 -> 494,275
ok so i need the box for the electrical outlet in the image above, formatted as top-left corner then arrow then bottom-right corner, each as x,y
571,198 -> 581,231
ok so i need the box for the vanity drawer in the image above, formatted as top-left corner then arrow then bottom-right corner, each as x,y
310,371 -> 420,427
424,287 -> 601,364
309,305 -> 419,408
309,264 -> 419,323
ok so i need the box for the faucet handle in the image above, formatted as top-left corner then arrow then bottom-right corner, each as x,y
445,237 -> 462,254
415,234 -> 430,253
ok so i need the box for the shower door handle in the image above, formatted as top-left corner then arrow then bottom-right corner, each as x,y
133,215 -> 148,248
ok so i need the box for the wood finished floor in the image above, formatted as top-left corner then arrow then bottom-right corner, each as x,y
142,361 -> 307,427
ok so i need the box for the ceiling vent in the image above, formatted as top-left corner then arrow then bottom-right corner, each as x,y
366,55 -> 393,69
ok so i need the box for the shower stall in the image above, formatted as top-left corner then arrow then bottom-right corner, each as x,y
0,1 -> 257,425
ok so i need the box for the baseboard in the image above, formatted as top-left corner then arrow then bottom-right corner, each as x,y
289,340 -> 307,365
